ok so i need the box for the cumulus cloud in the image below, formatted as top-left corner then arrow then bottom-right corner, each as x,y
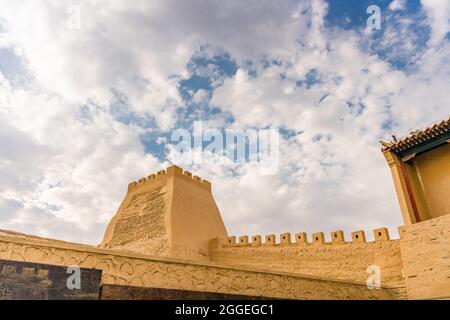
208,2 -> 450,238
0,68 -> 163,243
389,0 -> 406,11
421,0 -> 450,46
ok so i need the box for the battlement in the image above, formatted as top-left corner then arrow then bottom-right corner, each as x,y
212,227 -> 404,288
225,228 -> 394,247
127,165 -> 212,193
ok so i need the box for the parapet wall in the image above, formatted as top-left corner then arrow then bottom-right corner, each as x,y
127,166 -> 211,194
211,228 -> 404,286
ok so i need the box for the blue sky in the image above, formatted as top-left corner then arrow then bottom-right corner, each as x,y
0,0 -> 449,244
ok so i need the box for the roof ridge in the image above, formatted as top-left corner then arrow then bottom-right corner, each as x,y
381,115 -> 450,153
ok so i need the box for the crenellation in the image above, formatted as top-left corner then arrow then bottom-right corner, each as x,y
374,227 -> 390,241
166,166 -> 182,176
265,234 -> 276,246
125,166 -> 213,194
200,179 -> 212,191
352,230 -> 366,243
173,168 -> 213,190
225,230 -> 402,248
295,232 -> 308,244
127,181 -> 138,193
252,235 -> 262,247
312,232 -> 325,244
184,171 -> 193,177
227,236 -> 236,247
280,233 -> 291,246
126,169 -> 168,193
331,230 -> 345,244
239,235 -> 249,246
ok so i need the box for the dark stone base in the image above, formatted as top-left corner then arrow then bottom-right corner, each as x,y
1,259 -> 277,300
0,259 -> 102,300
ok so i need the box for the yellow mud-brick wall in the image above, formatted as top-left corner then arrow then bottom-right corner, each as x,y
399,214 -> 450,300
211,228 -> 405,287
0,234 -> 404,300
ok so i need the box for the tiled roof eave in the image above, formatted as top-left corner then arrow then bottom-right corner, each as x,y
382,116 -> 450,154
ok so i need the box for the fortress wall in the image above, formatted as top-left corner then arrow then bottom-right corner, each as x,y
211,229 -> 404,286
399,214 -> 450,299
0,234 -> 405,300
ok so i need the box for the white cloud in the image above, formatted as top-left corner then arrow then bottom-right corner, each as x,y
209,5 -> 450,239
389,0 -> 406,11
0,69 -> 162,243
421,0 -> 450,46
192,89 -> 209,104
